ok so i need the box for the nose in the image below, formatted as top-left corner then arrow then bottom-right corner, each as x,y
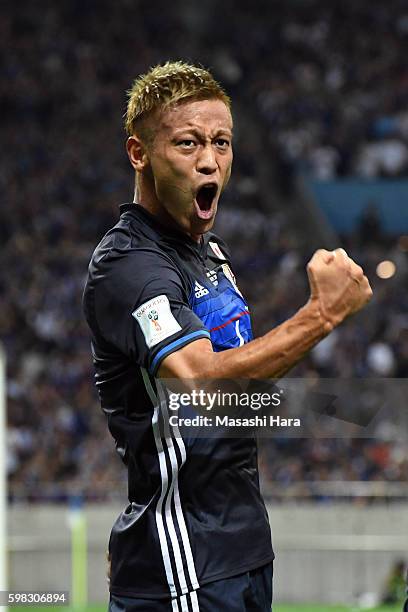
196,144 -> 217,175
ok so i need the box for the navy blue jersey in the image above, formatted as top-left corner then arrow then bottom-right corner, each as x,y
83,204 -> 273,600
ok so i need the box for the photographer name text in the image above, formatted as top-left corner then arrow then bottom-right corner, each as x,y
169,415 -> 301,428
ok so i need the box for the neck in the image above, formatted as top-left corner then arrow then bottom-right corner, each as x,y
133,176 -> 202,243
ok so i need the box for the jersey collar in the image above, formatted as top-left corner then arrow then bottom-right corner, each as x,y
119,203 -> 211,258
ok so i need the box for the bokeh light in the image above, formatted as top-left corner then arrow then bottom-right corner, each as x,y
376,260 -> 396,279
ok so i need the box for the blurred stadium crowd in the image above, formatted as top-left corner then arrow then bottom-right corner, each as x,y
1,0 -> 407,502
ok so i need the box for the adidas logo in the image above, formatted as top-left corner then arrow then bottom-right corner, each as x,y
194,280 -> 209,299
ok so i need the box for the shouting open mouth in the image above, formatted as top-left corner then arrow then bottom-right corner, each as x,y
195,183 -> 218,219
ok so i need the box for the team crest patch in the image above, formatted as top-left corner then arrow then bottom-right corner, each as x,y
132,295 -> 181,348
209,241 -> 226,260
221,264 -> 243,297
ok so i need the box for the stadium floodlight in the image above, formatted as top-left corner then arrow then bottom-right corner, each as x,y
0,345 -> 8,612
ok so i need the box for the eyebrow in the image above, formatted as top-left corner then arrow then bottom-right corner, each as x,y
172,127 -> 233,138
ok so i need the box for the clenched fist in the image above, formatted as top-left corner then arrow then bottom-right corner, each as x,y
307,248 -> 372,331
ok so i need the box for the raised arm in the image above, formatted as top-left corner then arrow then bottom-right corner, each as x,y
158,248 -> 372,380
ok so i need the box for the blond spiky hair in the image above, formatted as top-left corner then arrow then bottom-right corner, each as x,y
124,61 -> 231,140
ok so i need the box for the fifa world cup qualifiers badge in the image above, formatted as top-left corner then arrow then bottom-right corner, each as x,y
148,309 -> 161,332
132,294 -> 181,348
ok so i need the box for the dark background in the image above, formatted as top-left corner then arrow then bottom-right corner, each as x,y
1,0 -> 407,502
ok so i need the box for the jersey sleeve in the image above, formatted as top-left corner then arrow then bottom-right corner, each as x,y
93,247 -> 210,375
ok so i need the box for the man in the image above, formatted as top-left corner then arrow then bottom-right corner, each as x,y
83,61 -> 372,611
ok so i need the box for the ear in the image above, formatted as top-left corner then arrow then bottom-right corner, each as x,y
126,136 -> 149,171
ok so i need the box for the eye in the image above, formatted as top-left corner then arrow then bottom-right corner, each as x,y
177,139 -> 196,148
215,138 -> 230,149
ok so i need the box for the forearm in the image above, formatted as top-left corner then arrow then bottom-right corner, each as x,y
159,299 -> 331,380
207,299 -> 330,379
160,247 -> 372,381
